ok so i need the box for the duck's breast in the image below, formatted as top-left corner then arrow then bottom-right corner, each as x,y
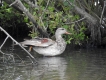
33,44 -> 62,56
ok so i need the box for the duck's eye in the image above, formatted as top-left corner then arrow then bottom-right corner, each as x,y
61,28 -> 64,30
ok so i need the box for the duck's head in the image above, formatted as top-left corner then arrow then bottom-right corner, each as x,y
55,28 -> 70,36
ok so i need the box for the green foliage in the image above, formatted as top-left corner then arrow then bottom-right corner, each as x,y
0,2 -> 13,21
28,31 -> 38,38
0,2 -> 23,27
62,22 -> 86,45
72,22 -> 87,45
25,0 -> 87,45
2,1 -> 87,45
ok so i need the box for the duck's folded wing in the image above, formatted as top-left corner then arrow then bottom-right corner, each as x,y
20,38 -> 55,47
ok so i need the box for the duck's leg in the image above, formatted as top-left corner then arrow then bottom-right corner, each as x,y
28,46 -> 33,52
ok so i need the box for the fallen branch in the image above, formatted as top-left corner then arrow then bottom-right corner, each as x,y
0,26 -> 37,63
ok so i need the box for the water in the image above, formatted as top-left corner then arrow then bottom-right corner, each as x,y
0,40 -> 106,80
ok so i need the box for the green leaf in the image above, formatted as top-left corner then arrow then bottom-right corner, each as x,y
48,7 -> 54,12
75,15 -> 80,19
5,8 -> 12,13
63,25 -> 69,29
24,17 -> 28,22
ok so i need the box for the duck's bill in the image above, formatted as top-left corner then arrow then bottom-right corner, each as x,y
65,32 -> 71,34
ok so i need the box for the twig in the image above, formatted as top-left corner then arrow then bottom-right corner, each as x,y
9,0 -> 18,7
0,50 -> 15,63
0,36 -> 9,49
100,1 -> 106,24
71,17 -> 86,23
27,56 -> 35,64
41,0 -> 50,17
40,0 -> 51,30
39,17 -> 46,30
0,50 -> 5,55
65,17 -> 86,24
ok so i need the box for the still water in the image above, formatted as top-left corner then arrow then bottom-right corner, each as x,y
0,40 -> 106,80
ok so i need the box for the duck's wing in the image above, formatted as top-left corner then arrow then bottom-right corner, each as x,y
20,37 -> 55,47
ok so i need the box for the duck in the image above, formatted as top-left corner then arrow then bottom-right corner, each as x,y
20,28 -> 71,56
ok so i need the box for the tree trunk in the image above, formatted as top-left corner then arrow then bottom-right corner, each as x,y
66,0 -> 101,46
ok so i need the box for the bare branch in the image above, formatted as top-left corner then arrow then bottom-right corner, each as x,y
100,1 -> 106,24
0,26 -> 37,63
65,17 -> 86,24
9,0 -> 18,6
66,0 -> 97,25
0,36 -> 9,49
40,0 -> 50,30
4,0 -> 49,37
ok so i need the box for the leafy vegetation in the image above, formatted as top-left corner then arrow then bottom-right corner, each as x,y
24,0 -> 87,44
0,2 -> 22,27
0,2 -> 29,37
1,0 -> 87,45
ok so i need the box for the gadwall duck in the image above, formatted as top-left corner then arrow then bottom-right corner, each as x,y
20,28 -> 70,56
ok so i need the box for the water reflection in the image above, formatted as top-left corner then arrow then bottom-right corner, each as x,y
65,49 -> 106,80
0,56 -> 67,80
1,45 -> 106,80
36,57 -> 67,80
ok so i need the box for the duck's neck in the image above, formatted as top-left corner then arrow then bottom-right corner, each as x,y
55,34 -> 64,42
55,34 -> 66,53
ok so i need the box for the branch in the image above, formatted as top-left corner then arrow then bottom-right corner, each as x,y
0,26 -> 37,63
4,0 -> 49,37
100,1 -> 106,24
40,0 -> 50,30
0,36 -> 9,49
65,17 -> 86,24
66,0 -> 98,25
